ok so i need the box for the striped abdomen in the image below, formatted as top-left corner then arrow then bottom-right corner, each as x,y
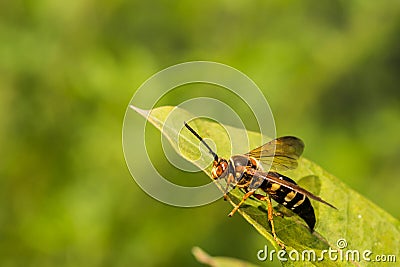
261,172 -> 316,231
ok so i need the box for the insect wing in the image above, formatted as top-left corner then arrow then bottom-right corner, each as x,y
253,171 -> 336,209
245,136 -> 305,171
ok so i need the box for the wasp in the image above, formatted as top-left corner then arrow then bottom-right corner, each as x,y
184,122 -> 336,249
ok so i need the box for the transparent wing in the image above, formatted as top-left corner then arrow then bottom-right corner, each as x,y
253,171 -> 336,209
245,136 -> 304,171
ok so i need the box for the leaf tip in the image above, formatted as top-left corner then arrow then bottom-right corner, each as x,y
192,247 -> 214,265
129,105 -> 150,117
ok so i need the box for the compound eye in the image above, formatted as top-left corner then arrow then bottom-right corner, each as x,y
216,166 -> 223,177
212,160 -> 228,179
216,161 -> 228,176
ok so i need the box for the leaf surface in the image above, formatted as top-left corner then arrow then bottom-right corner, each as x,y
131,105 -> 400,266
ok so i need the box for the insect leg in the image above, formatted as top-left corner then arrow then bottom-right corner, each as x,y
228,190 -> 255,217
266,195 -> 285,249
253,194 -> 284,218
223,173 -> 235,200
253,193 -> 267,200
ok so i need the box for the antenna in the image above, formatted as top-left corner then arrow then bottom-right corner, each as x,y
184,122 -> 218,161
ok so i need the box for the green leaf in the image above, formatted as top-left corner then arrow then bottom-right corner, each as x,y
192,247 -> 259,267
131,105 -> 400,266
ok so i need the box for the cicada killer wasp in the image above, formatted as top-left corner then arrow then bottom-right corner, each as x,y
184,122 -> 336,249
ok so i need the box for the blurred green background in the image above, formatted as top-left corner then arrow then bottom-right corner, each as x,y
1,1 -> 400,266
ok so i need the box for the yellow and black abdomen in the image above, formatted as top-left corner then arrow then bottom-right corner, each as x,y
262,173 -> 316,231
